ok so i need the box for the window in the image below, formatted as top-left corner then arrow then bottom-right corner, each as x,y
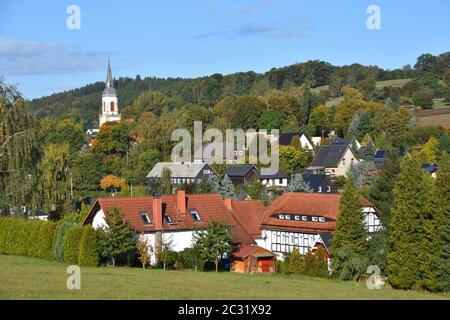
302,216 -> 307,221
203,170 -> 211,174
166,215 -> 173,223
312,217 -> 318,222
110,101 -> 115,112
190,210 -> 201,222
318,186 -> 322,193
319,217 -> 325,222
285,214 -> 291,220
279,214 -> 285,220
294,215 -> 300,221
140,212 -> 151,225
327,186 -> 331,193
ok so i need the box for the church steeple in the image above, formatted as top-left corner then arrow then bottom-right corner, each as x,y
99,58 -> 121,128
106,59 -> 113,88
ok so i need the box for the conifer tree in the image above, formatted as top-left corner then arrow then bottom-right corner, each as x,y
286,174 -> 313,192
207,173 -> 222,194
434,153 -> 450,291
330,176 -> 367,278
331,176 -> 367,256
219,174 -> 235,198
96,208 -> 135,267
387,154 -> 432,289
368,154 -> 400,224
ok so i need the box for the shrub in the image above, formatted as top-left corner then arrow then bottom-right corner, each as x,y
331,247 -> 368,281
0,217 -> 56,260
63,226 -> 83,264
178,247 -> 203,271
78,225 -> 100,267
54,222 -> 75,261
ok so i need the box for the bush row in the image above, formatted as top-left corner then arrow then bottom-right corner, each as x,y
0,217 -> 57,259
0,217 -> 99,267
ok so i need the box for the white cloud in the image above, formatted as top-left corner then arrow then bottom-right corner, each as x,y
0,38 -> 106,76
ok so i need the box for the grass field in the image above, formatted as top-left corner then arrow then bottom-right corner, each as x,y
0,255 -> 448,300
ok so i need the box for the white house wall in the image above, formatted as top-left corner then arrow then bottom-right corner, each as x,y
92,209 -> 108,229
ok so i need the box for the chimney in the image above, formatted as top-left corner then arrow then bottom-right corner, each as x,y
224,198 -> 233,211
177,190 -> 186,214
152,197 -> 163,230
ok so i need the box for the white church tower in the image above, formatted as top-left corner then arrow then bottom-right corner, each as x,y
99,59 -> 121,128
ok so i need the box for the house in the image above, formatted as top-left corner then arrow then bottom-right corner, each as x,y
257,169 -> 288,188
229,199 -> 266,241
329,138 -> 361,149
29,210 -> 49,221
146,162 -> 216,186
194,142 -> 244,164
373,149 -> 405,169
311,137 -> 322,147
279,132 -> 314,150
307,145 -> 360,177
422,163 -> 438,178
302,173 -> 337,193
230,245 -> 277,274
85,128 -> 99,136
373,150 -> 387,169
256,193 -> 381,259
225,165 -> 259,185
83,190 -> 265,265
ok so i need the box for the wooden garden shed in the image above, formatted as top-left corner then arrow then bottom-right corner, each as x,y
230,245 -> 277,274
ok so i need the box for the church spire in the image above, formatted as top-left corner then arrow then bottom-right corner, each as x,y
106,59 -> 113,88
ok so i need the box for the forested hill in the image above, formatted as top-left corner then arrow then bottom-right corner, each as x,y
30,51 -> 450,126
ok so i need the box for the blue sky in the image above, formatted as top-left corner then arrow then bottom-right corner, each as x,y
0,0 -> 449,99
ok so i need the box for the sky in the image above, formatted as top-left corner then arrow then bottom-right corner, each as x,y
0,0 -> 449,99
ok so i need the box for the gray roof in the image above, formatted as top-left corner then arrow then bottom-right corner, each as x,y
302,173 -> 326,190
257,168 -> 287,179
225,165 -> 256,177
309,145 -> 349,168
146,162 -> 213,179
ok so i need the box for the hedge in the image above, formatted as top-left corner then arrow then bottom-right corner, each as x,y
63,225 -> 83,264
0,217 -> 57,260
54,222 -> 75,262
78,225 -> 99,267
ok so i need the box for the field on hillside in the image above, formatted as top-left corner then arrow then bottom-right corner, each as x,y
0,255 -> 447,300
414,107 -> 450,128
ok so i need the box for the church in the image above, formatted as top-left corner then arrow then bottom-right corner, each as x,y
99,59 -> 121,127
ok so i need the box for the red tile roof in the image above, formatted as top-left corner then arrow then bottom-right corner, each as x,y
260,192 -> 376,233
230,200 -> 266,239
83,193 -> 256,246
232,245 -> 275,258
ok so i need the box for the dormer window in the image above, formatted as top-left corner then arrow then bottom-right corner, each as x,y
302,216 -> 307,221
319,217 -> 325,222
318,186 -> 322,193
279,214 -> 285,220
312,217 -> 318,222
342,158 -> 346,165
190,210 -> 201,222
285,215 -> 291,220
327,186 -> 331,193
166,215 -> 173,223
294,215 -> 300,221
140,212 -> 151,225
